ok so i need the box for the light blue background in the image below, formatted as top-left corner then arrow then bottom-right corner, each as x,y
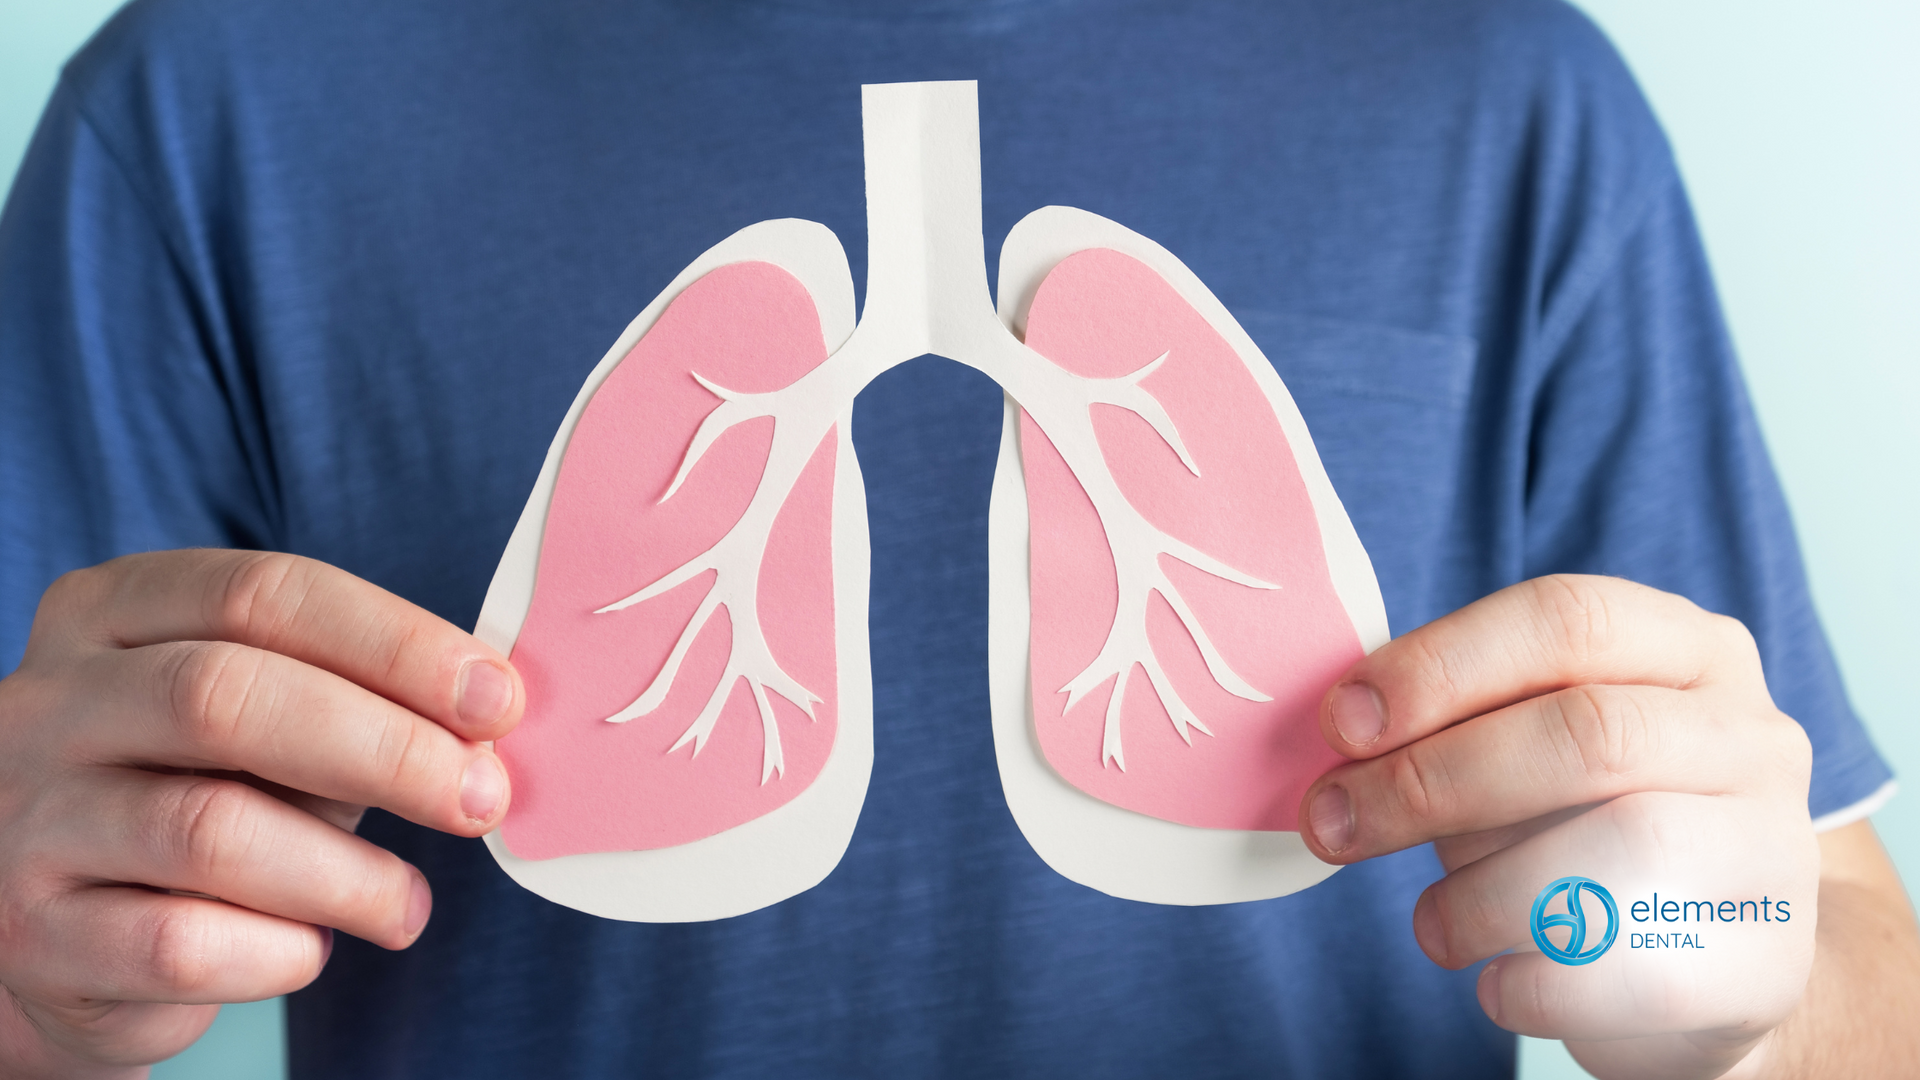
2,2 -> 1913,1077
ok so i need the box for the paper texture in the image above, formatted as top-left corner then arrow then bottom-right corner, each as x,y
477,81 -> 1387,920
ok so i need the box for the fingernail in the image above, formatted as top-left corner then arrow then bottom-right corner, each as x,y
1307,785 -> 1354,854
1477,958 -> 1503,1023
457,661 -> 515,728
1329,682 -> 1386,747
460,754 -> 506,822
318,926 -> 335,968
1412,893 -> 1446,964
405,873 -> 433,940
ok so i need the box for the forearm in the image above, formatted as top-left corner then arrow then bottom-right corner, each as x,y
1744,822 -> 1920,1078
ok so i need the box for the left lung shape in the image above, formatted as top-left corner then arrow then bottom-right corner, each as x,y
1018,249 -> 1359,831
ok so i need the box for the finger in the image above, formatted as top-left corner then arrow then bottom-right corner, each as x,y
1318,575 -> 1766,758
81,642 -> 508,834
1478,949 -> 1798,1044
1300,683 -> 1802,862
50,770 -> 429,949
1435,795 -> 1817,1043
1411,792 -> 1815,974
1560,1030 -> 1767,1080
198,770 -> 366,833
43,550 -> 522,741
1433,804 -> 1591,874
3,888 -> 328,1006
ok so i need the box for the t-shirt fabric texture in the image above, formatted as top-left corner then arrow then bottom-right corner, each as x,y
0,0 -> 1893,1077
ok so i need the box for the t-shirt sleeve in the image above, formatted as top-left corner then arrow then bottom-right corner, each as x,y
0,77 -> 272,673
1521,169 -> 1894,824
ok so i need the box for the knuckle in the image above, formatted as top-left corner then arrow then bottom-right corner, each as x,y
1761,709 -> 1813,791
308,870 -> 373,933
1779,716 -> 1813,778
1602,791 -> 1689,871
1388,744 -> 1449,822
1459,890 -> 1511,952
26,566 -> 113,655
39,566 -> 103,616
375,616 -> 438,701
1393,631 -> 1470,723
0,784 -> 73,893
1605,790 -> 1661,844
1550,686 -> 1651,784
371,713 -> 439,800
1437,878 -> 1508,957
0,845 -> 47,909
1513,958 -> 1578,1031
208,552 -> 313,647
1528,575 -> 1620,666
157,779 -> 259,885
1706,611 -> 1758,655
0,885 -> 39,962
329,856 -> 411,938
144,904 -> 219,998
164,641 -> 261,749
0,894 -> 71,1002
1706,612 -> 1767,679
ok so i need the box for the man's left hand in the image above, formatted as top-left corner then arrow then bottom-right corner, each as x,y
1300,575 -> 1819,1079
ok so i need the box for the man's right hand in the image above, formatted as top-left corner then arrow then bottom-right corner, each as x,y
0,550 -> 523,1078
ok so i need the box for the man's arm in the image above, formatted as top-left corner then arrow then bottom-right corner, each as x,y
1749,820 -> 1920,1078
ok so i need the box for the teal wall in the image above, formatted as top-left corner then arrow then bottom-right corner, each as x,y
0,0 -> 122,181
3,3 -> 1914,1078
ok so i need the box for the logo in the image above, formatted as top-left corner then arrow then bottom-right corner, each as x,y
1530,877 -> 1619,966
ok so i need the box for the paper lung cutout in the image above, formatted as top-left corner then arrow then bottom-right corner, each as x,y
501,262 -> 842,857
476,82 -> 1388,922
1021,248 -> 1358,831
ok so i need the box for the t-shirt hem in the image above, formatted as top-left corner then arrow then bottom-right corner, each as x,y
1811,778 -> 1897,833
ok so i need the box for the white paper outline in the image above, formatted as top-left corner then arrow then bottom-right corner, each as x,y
478,81 -> 1387,919
985,208 -> 1387,906
476,221 -> 873,923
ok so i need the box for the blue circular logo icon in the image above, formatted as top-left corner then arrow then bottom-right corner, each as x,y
1530,876 -> 1618,966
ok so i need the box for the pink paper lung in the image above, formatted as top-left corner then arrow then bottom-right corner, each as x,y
1021,249 -> 1358,832
499,262 -> 839,859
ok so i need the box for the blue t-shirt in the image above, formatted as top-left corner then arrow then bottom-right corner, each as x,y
0,0 -> 1893,1076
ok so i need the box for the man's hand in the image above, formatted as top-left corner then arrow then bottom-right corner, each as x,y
0,550 -> 523,1078
1300,575 -> 1826,1079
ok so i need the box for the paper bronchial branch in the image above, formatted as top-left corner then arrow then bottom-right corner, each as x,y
595,377 -> 824,785
597,83 -> 1273,780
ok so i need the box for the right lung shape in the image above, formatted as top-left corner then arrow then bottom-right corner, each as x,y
500,261 -> 841,859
